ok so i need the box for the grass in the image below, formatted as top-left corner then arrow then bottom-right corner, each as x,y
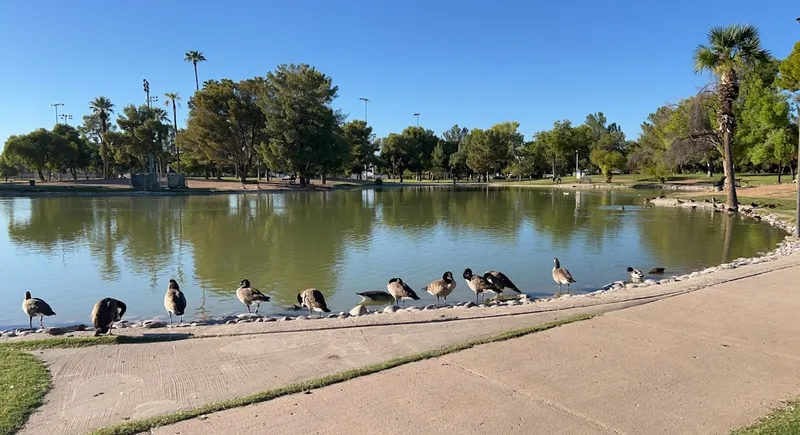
0,349 -> 51,435
89,313 -> 595,435
730,400 -> 800,435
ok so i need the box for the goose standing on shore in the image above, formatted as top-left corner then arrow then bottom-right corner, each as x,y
22,291 -> 55,329
463,268 -> 498,302
298,288 -> 331,314
236,279 -> 271,314
483,271 -> 521,294
91,298 -> 126,336
552,258 -> 576,293
627,267 -> 645,282
356,291 -> 395,311
421,271 -> 457,305
387,278 -> 420,306
164,279 -> 187,324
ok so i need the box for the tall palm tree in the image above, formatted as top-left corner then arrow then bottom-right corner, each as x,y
693,24 -> 770,211
89,96 -> 114,179
164,92 -> 182,172
184,51 -> 207,91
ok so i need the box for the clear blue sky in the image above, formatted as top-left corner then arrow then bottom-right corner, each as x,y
1,0 -> 797,147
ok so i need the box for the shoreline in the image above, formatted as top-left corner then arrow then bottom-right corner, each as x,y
2,197 -> 797,341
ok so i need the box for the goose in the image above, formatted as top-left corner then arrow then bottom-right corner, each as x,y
552,258 -> 576,293
463,268 -> 498,302
356,291 -> 395,310
483,271 -> 521,294
648,267 -> 665,274
421,271 -> 457,305
236,279 -> 270,314
297,288 -> 331,314
91,298 -> 126,336
387,278 -> 420,306
627,267 -> 645,282
164,279 -> 187,324
22,291 -> 55,329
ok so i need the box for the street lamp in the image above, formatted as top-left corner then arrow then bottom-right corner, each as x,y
795,17 -> 800,236
59,114 -> 73,124
143,79 -> 152,108
575,150 -> 579,177
359,97 -> 370,123
50,103 -> 64,125
413,113 -> 420,127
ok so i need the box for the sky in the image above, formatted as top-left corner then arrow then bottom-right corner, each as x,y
0,0 -> 798,147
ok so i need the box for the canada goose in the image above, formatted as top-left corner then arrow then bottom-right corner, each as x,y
22,291 -> 55,329
627,267 -> 645,282
91,298 -> 126,336
463,268 -> 498,302
483,271 -> 521,294
164,279 -> 187,324
648,267 -> 666,274
297,288 -> 331,314
356,291 -> 395,310
236,279 -> 270,314
421,271 -> 457,305
552,258 -> 576,293
619,205 -> 625,210
387,278 -> 420,306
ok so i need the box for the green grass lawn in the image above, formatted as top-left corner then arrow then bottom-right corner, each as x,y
0,349 -> 50,435
731,401 -> 800,435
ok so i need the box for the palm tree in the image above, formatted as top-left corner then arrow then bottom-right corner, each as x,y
89,96 -> 114,179
164,92 -> 182,173
184,51 -> 207,91
693,24 -> 770,211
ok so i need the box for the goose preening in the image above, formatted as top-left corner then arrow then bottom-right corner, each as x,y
297,288 -> 331,314
483,271 -> 521,294
627,267 -> 645,282
648,267 -> 666,274
164,279 -> 187,324
236,279 -> 270,314
22,291 -> 55,329
552,258 -> 576,293
356,291 -> 395,311
421,271 -> 457,305
463,268 -> 499,302
91,298 -> 126,336
387,278 -> 420,306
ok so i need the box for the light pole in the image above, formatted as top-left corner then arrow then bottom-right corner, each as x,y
575,150 -> 579,177
413,113 -> 420,127
359,97 -> 370,123
795,18 -> 800,236
143,79 -> 151,108
50,103 -> 64,125
59,114 -> 73,125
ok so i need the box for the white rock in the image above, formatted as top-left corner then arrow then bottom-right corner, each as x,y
383,306 -> 400,313
237,313 -> 261,319
338,313 -> 350,319
506,299 -> 521,306
625,283 -> 638,289
225,320 -> 237,325
278,316 -> 292,321
295,316 -> 308,321
463,301 -> 477,308
326,313 -> 339,318
423,304 -> 438,310
404,306 -> 421,312
644,279 -> 657,285
350,305 -> 368,316
689,272 -> 701,278
144,321 -> 167,329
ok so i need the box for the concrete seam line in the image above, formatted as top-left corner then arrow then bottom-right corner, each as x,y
85,313 -> 597,435
438,356 -> 625,435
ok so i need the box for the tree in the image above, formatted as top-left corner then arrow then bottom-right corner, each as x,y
777,41 -> 800,183
342,120 -> 375,179
3,129 -> 58,181
259,64 -> 341,186
399,126 -> 439,180
0,154 -> 19,181
430,142 -> 447,180
590,148 -> 626,182
89,96 -> 114,179
693,24 -> 770,210
52,124 -> 93,180
380,133 -> 411,181
183,78 -> 267,184
164,92 -> 182,172
537,120 -> 576,178
116,104 -> 172,171
184,51 -> 207,91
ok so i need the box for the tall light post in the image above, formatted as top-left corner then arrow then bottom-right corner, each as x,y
575,150 -> 579,177
359,97 -> 370,123
50,103 -> 64,125
143,79 -> 151,108
413,113 -> 420,127
59,114 -> 73,125
795,17 -> 800,236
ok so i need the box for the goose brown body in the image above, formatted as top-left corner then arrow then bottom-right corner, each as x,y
422,271 -> 456,305
298,288 -> 331,313
387,278 -> 420,306
483,271 -> 521,293
22,291 -> 55,329
552,258 -> 576,292
356,291 -> 395,308
463,268 -> 498,302
92,298 -> 126,336
236,279 -> 270,314
164,279 -> 187,324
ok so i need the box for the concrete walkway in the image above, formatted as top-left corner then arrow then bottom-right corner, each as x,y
153,259 -> 800,435
19,253 -> 800,434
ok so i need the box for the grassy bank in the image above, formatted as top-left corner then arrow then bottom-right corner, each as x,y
0,349 -> 50,435
731,401 -> 800,434
90,313 -> 595,435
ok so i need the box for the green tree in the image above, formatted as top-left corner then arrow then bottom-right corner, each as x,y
777,41 -> 800,182
0,154 -> 19,181
590,148 -> 626,182
184,78 -> 266,184
89,96 -> 114,179
259,64 -> 341,186
693,24 -> 770,210
3,129 -> 59,181
430,142 -> 447,180
342,120 -> 375,179
163,92 -> 182,172
116,104 -> 172,171
537,120 -> 575,178
52,124 -> 93,180
184,51 -> 207,91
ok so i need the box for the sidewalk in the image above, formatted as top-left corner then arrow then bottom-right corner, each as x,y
152,260 -> 800,435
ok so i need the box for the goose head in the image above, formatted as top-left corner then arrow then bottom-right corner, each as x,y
24,291 -> 31,300
443,271 -> 454,282
169,279 -> 180,290
462,268 -> 473,280
239,279 -> 250,288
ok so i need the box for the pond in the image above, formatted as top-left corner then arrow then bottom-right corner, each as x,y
0,187 -> 786,328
